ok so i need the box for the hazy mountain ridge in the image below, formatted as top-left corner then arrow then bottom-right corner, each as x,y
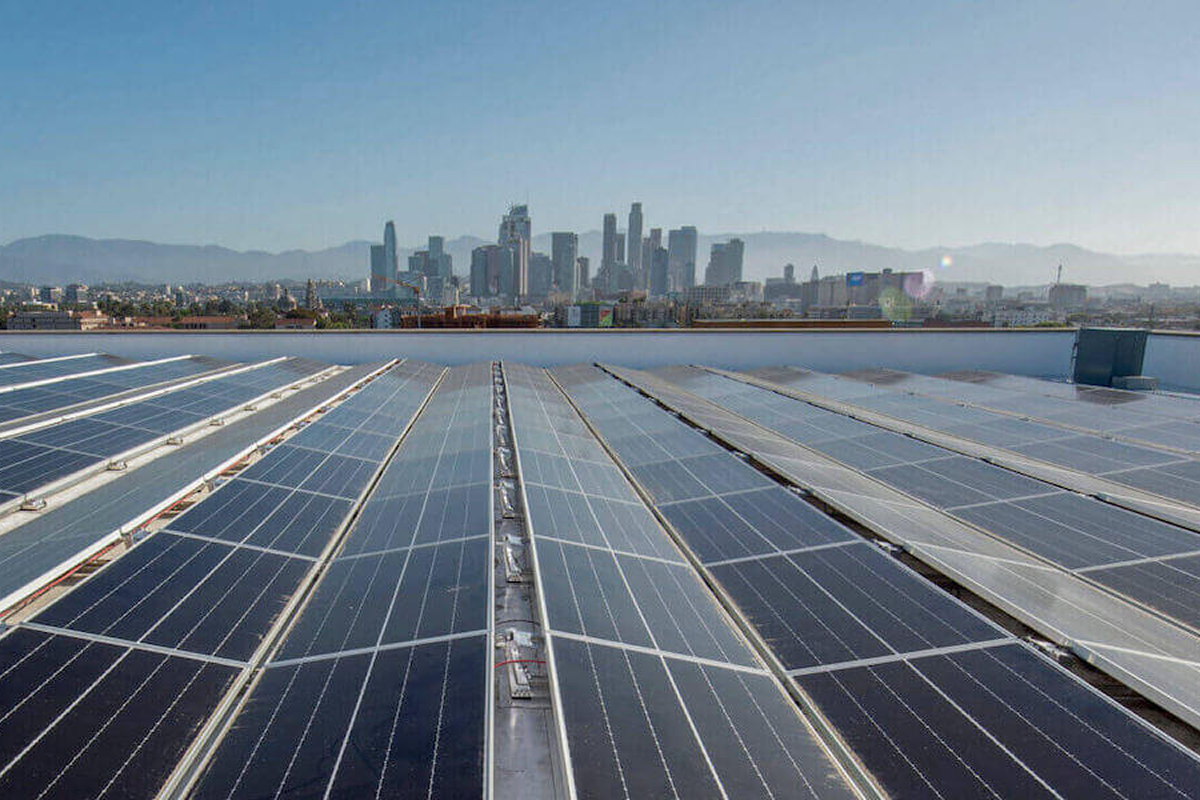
2,232 -> 1197,287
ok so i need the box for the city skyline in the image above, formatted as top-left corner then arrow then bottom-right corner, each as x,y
3,2 -> 1199,256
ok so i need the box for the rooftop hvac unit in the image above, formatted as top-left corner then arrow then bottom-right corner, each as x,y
1072,328 -> 1153,388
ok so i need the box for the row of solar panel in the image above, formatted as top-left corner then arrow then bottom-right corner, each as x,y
0,358 -> 328,502
656,366 -> 1200,636
0,364 -> 380,608
191,362 -> 493,799
750,365 -> 1200,518
0,361 -> 441,799
556,364 -> 1200,799
0,350 -> 36,365
0,353 -> 130,387
504,362 -> 859,800
0,355 -> 230,426
607,365 -> 1200,749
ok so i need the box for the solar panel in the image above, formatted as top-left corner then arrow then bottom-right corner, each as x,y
0,363 -> 381,609
0,351 -> 34,365
556,363 -> 1200,798
505,362 -> 860,799
0,361 -> 445,799
605,363 -> 1200,737
0,358 -> 331,505
0,355 -> 228,427
1086,554 -> 1200,631
190,363 -> 491,799
798,643 -> 1200,800
658,367 -> 1200,634
0,628 -> 240,799
0,353 -> 130,387
763,365 -> 1200,517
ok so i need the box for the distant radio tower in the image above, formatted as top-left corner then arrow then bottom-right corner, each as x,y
1056,263 -> 1063,284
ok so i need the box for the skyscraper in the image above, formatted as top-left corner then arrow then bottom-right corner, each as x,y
649,245 -> 669,297
410,236 -> 453,280
602,213 -> 619,270
667,226 -> 698,291
627,202 -> 644,284
428,236 -> 452,279
384,221 -> 398,281
470,244 -> 517,300
528,252 -> 554,300
499,205 -> 531,298
551,232 -> 579,298
705,238 -> 745,286
577,256 -> 590,289
369,245 -> 389,293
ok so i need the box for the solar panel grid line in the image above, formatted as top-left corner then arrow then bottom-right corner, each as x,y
268,627 -> 491,669
0,351 -> 34,365
603,364 -> 1200,739
549,630 -> 768,676
0,635 -> 133,786
331,531 -> 490,562
527,366 -> 875,800
1072,548 -> 1200,573
795,463 -> 1200,724
158,360 -> 451,800
222,474 -> 370,503
928,375 -> 1200,444
941,644 -> 1200,797
0,363 -> 384,618
0,357 -> 334,519
702,539 -> 862,567
980,641 -> 1197,797
785,637 -> 1017,677
533,532 -> 688,566
900,644 -> 1068,798
17,621 -> 251,668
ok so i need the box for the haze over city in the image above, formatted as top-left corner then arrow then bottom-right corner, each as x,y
3,1 -> 1199,259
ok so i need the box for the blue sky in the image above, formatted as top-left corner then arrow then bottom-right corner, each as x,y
2,0 -> 1198,253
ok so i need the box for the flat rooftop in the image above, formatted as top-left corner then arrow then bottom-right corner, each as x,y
1,334 -> 1199,799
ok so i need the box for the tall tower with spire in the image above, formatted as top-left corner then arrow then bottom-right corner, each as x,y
498,204 -> 531,299
383,221 -> 398,282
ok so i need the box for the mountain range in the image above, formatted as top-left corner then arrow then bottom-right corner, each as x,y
2,232 -> 1197,288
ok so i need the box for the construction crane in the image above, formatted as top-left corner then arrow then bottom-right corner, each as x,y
378,274 -> 424,328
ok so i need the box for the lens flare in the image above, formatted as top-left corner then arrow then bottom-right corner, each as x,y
879,286 -> 913,321
904,269 -> 934,299
940,254 -> 953,269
